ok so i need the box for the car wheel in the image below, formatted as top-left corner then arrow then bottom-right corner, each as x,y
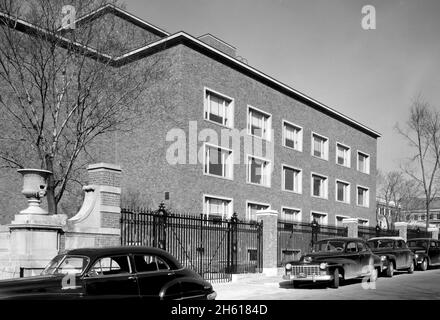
408,261 -> 414,274
330,268 -> 340,289
386,262 -> 394,277
420,259 -> 428,271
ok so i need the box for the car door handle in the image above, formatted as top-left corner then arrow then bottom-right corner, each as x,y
167,272 -> 174,276
128,276 -> 137,281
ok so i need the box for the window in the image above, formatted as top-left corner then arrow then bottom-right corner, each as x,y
311,173 -> 328,198
335,215 -> 349,227
247,155 -> 271,187
311,211 -> 328,225
247,106 -> 272,140
133,254 -> 170,273
88,256 -> 131,277
336,143 -> 351,167
312,133 -> 328,160
204,195 -> 233,220
357,186 -> 369,207
336,180 -> 350,203
204,88 -> 234,128
281,207 -> 301,223
204,144 -> 233,179
357,151 -> 370,174
247,202 -> 270,222
283,121 -> 302,151
282,165 -> 302,193
358,218 -> 369,226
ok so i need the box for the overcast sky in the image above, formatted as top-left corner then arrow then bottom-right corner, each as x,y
124,0 -> 440,173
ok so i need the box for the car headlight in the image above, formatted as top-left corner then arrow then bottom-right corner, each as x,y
380,256 -> 387,262
285,263 -> 292,270
319,263 -> 328,270
415,254 -> 419,259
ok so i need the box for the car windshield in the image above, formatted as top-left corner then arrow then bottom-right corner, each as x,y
407,240 -> 427,249
313,240 -> 346,252
41,255 -> 89,275
367,239 -> 394,249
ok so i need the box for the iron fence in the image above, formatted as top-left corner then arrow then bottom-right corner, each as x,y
277,220 -> 347,267
121,205 -> 263,283
358,225 -> 399,240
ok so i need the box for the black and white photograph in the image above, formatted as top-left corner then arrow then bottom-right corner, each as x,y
0,0 -> 439,312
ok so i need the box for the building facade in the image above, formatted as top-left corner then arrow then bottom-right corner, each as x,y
0,5 -> 381,226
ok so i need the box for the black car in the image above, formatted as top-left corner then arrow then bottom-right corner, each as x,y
0,246 -> 217,300
282,237 -> 382,288
407,238 -> 440,271
366,237 -> 415,277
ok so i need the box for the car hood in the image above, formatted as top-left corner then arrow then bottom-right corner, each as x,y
0,274 -> 69,298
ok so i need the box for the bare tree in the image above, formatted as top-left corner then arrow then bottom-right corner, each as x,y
396,96 -> 440,229
0,0 -> 170,214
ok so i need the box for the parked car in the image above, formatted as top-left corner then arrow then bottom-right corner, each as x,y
366,237 -> 415,277
0,246 -> 217,300
282,237 -> 382,288
407,238 -> 440,271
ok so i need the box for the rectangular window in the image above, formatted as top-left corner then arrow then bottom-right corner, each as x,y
336,143 -> 351,167
311,211 -> 328,225
312,133 -> 329,160
247,155 -> 271,187
311,173 -> 328,198
281,207 -> 301,223
336,180 -> 350,203
357,151 -> 370,174
204,144 -> 233,179
357,186 -> 369,207
204,88 -> 234,128
247,106 -> 272,140
335,215 -> 349,227
247,202 -> 270,222
283,121 -> 302,151
282,165 -> 302,193
358,218 -> 369,226
204,195 -> 233,220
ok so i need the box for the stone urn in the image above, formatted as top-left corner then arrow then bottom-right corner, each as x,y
17,168 -> 52,215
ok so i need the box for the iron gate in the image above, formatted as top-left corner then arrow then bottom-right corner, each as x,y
120,204 -> 263,283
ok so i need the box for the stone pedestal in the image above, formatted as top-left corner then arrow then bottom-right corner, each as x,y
394,222 -> 408,241
256,209 -> 278,276
342,218 -> 359,238
428,227 -> 439,240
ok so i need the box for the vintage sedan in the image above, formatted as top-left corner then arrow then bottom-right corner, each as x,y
0,246 -> 217,300
366,237 -> 415,277
282,237 -> 382,288
407,238 -> 440,271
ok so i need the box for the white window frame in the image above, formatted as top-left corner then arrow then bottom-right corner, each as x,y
356,185 -> 370,208
280,206 -> 302,223
246,154 -> 272,188
335,215 -> 350,227
310,211 -> 328,225
246,200 -> 271,222
311,172 -> 328,199
247,105 -> 272,141
281,164 -> 302,194
311,132 -> 329,160
203,87 -> 234,128
335,179 -> 351,204
282,120 -> 303,152
203,143 -> 234,180
203,194 -> 233,220
336,142 -> 351,168
357,218 -> 370,226
357,151 -> 370,174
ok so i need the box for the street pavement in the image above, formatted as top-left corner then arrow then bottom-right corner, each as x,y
213,268 -> 440,300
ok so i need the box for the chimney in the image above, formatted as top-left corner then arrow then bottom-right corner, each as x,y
198,33 -> 236,58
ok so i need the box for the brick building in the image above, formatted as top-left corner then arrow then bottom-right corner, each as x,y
0,5 -> 381,226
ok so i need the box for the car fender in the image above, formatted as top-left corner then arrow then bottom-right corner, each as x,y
159,277 -> 182,300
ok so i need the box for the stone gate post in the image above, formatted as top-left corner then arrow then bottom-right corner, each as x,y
255,209 -> 278,276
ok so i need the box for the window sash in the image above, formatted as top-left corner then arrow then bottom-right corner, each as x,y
312,175 -> 325,197
337,182 -> 349,202
284,124 -> 301,150
249,109 -> 269,139
283,167 -> 300,192
313,135 -> 327,158
247,203 -> 269,221
249,157 -> 269,186
357,187 -> 368,206
281,208 -> 300,222
337,145 -> 349,165
205,92 -> 231,127
205,146 -> 232,178
205,197 -> 231,220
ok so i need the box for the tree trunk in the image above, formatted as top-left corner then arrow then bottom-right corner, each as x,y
45,154 -> 57,215
426,199 -> 430,230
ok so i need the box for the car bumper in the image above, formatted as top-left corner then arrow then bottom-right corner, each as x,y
282,274 -> 333,282
207,291 -> 217,300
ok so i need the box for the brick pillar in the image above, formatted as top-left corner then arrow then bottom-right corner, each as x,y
394,222 -> 408,242
256,209 -> 278,276
342,218 -> 358,238
428,227 -> 439,240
